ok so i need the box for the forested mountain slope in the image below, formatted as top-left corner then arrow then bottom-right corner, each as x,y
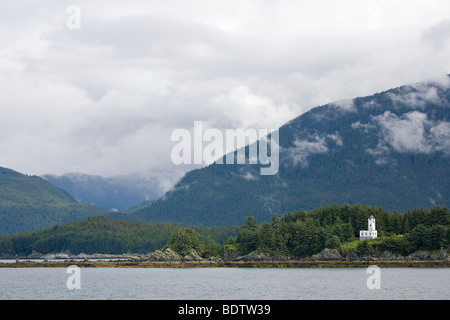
127,77 -> 450,226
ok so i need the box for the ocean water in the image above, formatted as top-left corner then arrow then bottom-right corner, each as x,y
0,267 -> 448,300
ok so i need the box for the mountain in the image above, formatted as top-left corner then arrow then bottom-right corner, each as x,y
43,173 -> 162,212
0,167 -> 108,234
125,77 -> 450,226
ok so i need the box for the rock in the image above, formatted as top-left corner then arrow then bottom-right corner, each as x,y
75,253 -> 88,259
148,248 -> 183,262
207,256 -> 221,262
235,252 -> 272,262
407,250 -> 431,261
430,249 -> 447,261
223,248 -> 240,261
41,253 -> 70,260
405,250 -> 448,261
183,251 -> 204,261
232,252 -> 292,262
128,255 -> 147,262
311,249 -> 342,261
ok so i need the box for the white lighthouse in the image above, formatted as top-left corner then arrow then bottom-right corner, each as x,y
360,215 -> 378,240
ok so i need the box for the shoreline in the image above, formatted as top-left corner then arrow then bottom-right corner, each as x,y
1,260 -> 449,268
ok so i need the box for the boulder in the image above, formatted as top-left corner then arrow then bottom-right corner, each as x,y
235,252 -> 272,262
148,248 -> 182,261
42,253 -> 70,260
183,251 -> 204,261
406,250 -> 431,261
311,249 -> 342,261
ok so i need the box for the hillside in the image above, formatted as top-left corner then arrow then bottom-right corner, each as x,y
125,77 -> 450,226
43,173 -> 162,212
0,167 -> 108,234
0,216 -> 240,256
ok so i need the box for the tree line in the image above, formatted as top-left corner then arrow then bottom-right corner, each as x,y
232,204 -> 449,258
164,204 -> 449,258
0,216 -> 239,256
0,204 -> 448,258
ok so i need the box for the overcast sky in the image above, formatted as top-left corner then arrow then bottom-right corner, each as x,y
1,0 -> 449,189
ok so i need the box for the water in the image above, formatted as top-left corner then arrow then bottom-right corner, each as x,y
0,267 -> 448,300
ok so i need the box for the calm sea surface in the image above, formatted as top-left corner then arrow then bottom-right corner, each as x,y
0,267 -> 448,300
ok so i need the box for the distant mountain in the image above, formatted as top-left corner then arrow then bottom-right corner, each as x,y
0,167 -> 108,234
43,173 -> 162,212
125,76 -> 450,226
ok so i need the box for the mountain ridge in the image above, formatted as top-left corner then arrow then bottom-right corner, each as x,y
42,172 -> 163,212
0,167 -> 108,234
122,76 -> 450,226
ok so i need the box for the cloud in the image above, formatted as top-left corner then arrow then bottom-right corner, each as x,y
351,121 -> 376,132
286,135 -> 329,167
429,121 -> 450,154
208,85 -> 296,130
375,111 -> 432,153
330,99 -> 356,112
327,133 -> 344,146
240,171 -> 259,181
1,0 -> 450,188
286,132 -> 343,167
387,83 -> 446,109
421,19 -> 450,50
369,111 -> 450,156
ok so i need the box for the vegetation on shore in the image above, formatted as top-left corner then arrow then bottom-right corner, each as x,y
0,217 -> 239,257
0,204 -> 449,262
231,204 -> 449,259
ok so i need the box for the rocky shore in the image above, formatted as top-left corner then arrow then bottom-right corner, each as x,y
1,248 -> 449,268
1,260 -> 449,268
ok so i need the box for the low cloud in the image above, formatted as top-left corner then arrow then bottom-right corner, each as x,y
286,132 -> 343,167
330,99 -> 356,112
240,170 -> 259,181
327,132 -> 344,146
369,111 -> 450,156
387,83 -> 445,109
351,121 -> 377,132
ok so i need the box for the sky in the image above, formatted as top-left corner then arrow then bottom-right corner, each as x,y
1,0 -> 450,190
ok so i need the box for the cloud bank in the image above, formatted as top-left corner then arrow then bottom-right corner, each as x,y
372,111 -> 450,155
1,0 -> 450,187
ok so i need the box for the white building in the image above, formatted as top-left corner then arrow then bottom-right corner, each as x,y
360,215 -> 377,240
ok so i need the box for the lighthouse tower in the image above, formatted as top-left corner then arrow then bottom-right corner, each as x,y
368,215 -> 376,232
360,215 -> 378,240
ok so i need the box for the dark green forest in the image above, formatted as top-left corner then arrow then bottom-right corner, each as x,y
0,167 -> 109,235
233,204 -> 450,258
1,204 -> 448,259
0,216 -> 239,256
